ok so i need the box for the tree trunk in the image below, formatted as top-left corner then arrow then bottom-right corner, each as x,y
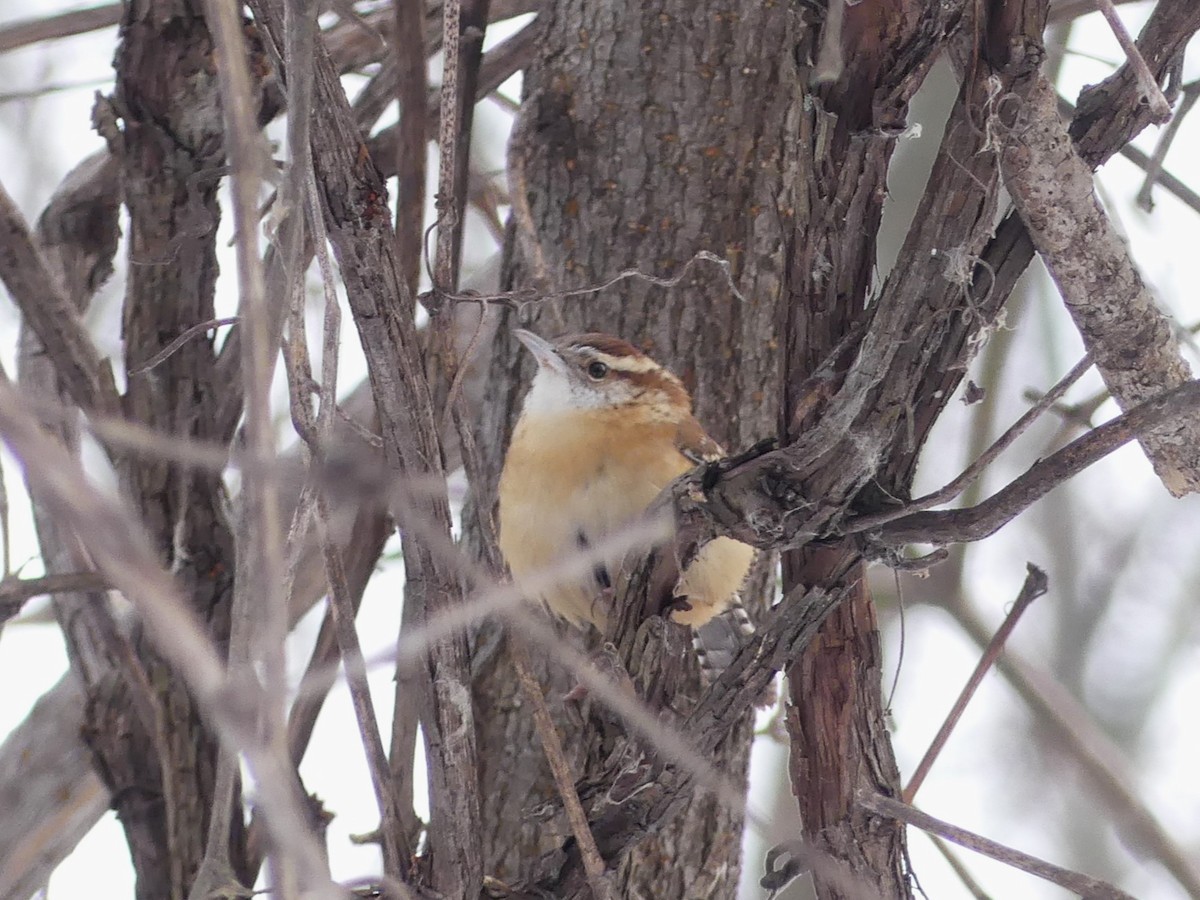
472,0 -> 973,895
473,0 -> 796,894
51,2 -> 245,896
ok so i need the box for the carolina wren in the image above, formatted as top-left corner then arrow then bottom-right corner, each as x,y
498,329 -> 754,631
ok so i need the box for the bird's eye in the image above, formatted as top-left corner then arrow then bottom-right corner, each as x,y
586,361 -> 609,380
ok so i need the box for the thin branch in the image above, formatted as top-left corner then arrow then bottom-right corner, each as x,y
902,564 -> 1047,802
1093,0 -> 1173,121
128,316 -> 240,375
859,792 -> 1137,900
864,379 -> 1200,548
421,248 -> 749,311
845,354 -> 1094,534
0,3 -> 121,53
1135,80 -> 1200,212
195,0 -> 290,893
0,179 -> 119,415
394,0 -> 427,296
364,22 -> 536,190
997,71 -> 1199,497
509,635 -> 612,900
1047,0 -> 1142,25
944,602 -> 1200,899
0,571 -> 108,620
924,834 -> 995,900
429,0 -> 490,296
314,493 -> 406,875
0,372 -> 341,900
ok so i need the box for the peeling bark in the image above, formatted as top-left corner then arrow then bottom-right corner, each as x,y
998,72 -> 1200,496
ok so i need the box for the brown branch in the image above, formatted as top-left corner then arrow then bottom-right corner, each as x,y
902,564 -> 1047,802
0,373 -> 341,898
943,602 -> 1200,898
997,72 -> 1199,496
925,835 -> 995,900
0,674 -> 110,900
367,20 -> 535,180
865,380 -> 1200,548
1092,0 -> 1173,121
314,494 -> 406,875
527,582 -> 851,898
0,3 -> 120,53
859,792 -> 1138,900
0,180 -> 119,415
1134,80 -> 1200,212
196,0 -> 293,892
1047,0 -> 1141,24
327,0 -> 535,81
244,1 -> 484,895
394,0 -> 428,296
2,147 -> 123,900
846,354 -> 1095,534
0,571 -> 108,623
127,316 -> 240,375
1055,96 -> 1200,217
509,634 -> 612,900
0,385 -> 387,894
430,0 -> 490,294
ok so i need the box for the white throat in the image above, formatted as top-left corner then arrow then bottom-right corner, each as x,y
522,368 -> 630,416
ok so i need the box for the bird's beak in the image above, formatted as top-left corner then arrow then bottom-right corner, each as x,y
514,329 -> 568,376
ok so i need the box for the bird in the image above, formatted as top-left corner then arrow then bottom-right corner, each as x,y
497,329 -> 755,634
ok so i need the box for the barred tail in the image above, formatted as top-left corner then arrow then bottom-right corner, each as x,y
692,599 -> 755,674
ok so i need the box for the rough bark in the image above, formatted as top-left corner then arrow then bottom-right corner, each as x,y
473,0 -> 796,893
774,1 -> 976,896
4,0 -> 1200,897
246,0 -> 487,893
998,71 -> 1200,496
64,2 -> 248,895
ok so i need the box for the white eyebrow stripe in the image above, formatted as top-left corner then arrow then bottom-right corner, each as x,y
585,351 -> 660,373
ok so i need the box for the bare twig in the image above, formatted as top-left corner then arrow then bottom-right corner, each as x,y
0,571 -> 108,622
315,494 -> 406,875
1055,95 -> 1200,217
0,374 -> 341,900
944,603 -> 1200,898
429,0 -> 490,295
924,835 -> 995,900
1093,0 -> 1173,121
422,248 -> 748,311
998,73 -> 1200,496
0,4 -> 121,53
431,0 -> 464,293
194,0 -> 290,893
509,635 -> 612,899
1135,80 -> 1200,211
367,19 -> 537,178
128,316 -> 240,375
0,179 -> 118,415
0,388 -> 384,896
902,564 -> 1047,802
1047,0 -> 1141,25
268,0 -> 411,880
867,376 -> 1200,549
844,354 -> 1094,534
394,0 -> 427,295
859,792 -> 1137,900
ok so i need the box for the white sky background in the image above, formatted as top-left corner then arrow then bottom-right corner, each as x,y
0,2 -> 1198,899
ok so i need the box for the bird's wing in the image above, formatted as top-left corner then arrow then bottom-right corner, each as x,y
675,415 -> 725,464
